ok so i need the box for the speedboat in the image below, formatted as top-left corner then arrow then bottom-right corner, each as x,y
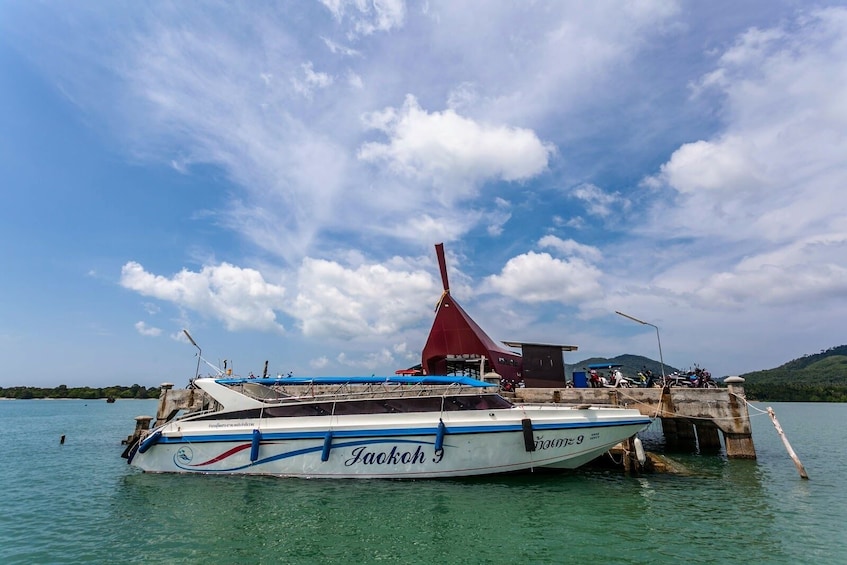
122,375 -> 651,478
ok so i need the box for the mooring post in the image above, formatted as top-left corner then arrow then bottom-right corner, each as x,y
134,415 -> 153,433
723,377 -> 756,459
767,407 -> 809,479
154,382 -> 175,427
622,439 -> 632,474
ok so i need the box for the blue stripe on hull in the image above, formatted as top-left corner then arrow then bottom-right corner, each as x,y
174,438 -> 439,473
158,418 -> 650,445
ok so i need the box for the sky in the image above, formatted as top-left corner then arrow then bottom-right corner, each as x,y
2,1 -> 846,388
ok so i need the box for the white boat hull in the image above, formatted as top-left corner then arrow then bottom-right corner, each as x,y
129,405 -> 650,478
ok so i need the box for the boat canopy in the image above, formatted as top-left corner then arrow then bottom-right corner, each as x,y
215,375 -> 496,387
587,363 -> 623,370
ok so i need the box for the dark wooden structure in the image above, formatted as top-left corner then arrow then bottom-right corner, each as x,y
502,342 -> 578,388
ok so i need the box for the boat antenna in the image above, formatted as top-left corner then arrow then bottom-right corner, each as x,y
183,329 -> 202,380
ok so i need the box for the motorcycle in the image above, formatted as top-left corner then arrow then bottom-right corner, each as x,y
690,366 -> 717,388
604,369 -> 634,388
664,372 -> 693,387
637,369 -> 660,388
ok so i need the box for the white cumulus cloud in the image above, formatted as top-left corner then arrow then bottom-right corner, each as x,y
539,235 -> 603,263
645,8 -> 847,245
120,261 -> 287,332
483,251 -> 604,304
291,257 -> 438,339
358,95 -> 553,202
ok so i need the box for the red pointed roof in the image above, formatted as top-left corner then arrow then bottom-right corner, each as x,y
421,244 -> 520,378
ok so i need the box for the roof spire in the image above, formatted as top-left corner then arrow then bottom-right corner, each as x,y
434,243 -> 450,311
435,242 -> 449,292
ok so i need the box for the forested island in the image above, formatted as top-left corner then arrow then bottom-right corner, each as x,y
0,383 -> 160,400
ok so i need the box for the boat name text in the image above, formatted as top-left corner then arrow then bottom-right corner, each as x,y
534,435 -> 584,451
344,445 -> 443,466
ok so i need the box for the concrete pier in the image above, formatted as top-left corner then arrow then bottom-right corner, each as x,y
514,379 -> 756,459
152,382 -> 209,428
121,382 -> 211,451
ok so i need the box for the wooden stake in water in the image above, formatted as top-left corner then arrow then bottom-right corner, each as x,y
767,407 -> 809,480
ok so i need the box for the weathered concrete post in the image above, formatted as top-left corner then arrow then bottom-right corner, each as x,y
658,388 -> 695,452
661,417 -> 679,446
155,382 -> 175,427
722,376 -> 756,459
134,415 -> 153,433
152,381 -> 209,427
121,415 -> 154,448
662,417 -> 697,451
483,371 -> 501,388
676,419 -> 698,451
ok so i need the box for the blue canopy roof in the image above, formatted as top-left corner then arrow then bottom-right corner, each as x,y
587,363 -> 623,369
215,375 -> 496,387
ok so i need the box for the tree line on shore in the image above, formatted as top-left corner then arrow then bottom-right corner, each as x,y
742,383 -> 847,402
0,383 -> 160,400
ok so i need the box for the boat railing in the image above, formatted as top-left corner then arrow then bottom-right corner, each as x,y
239,381 -> 482,403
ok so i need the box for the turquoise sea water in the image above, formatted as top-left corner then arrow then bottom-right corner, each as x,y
0,399 -> 844,564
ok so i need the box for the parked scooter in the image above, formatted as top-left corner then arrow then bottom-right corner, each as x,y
605,368 -> 634,388
637,369 -> 659,388
690,366 -> 717,388
664,371 -> 693,387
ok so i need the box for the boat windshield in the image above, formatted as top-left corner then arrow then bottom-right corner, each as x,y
188,393 -> 512,421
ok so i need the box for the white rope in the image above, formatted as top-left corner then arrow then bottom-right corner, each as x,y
606,449 -> 623,465
729,391 -> 769,415
612,388 -> 770,422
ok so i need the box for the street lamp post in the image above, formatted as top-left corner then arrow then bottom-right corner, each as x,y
615,311 -> 666,382
183,329 -> 202,380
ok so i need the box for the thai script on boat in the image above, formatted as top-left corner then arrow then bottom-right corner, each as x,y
208,422 -> 253,429
344,445 -> 444,467
533,434 -> 584,451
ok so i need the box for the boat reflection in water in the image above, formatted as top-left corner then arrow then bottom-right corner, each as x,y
123,375 -> 650,479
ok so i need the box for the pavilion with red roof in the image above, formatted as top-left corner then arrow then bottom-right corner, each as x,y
416,243 -> 577,387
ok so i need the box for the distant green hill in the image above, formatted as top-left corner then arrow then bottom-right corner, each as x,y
741,345 -> 847,385
740,345 -> 847,401
565,347 -> 847,401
